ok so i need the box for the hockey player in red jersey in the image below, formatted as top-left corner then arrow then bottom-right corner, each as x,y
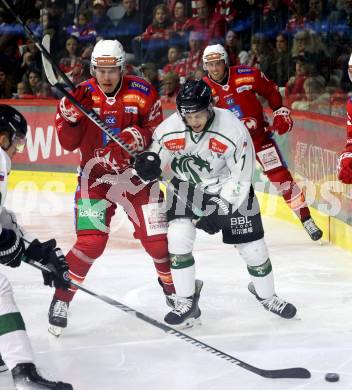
48,39 -> 175,336
337,55 -> 352,184
202,44 -> 323,241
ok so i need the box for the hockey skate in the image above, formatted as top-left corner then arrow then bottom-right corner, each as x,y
158,277 -> 177,308
48,297 -> 69,337
248,282 -> 297,319
12,363 -> 73,389
302,217 -> 323,241
0,354 -> 7,372
164,279 -> 203,329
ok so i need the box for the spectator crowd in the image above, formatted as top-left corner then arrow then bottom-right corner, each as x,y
0,0 -> 351,116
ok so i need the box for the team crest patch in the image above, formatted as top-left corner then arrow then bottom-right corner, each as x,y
209,138 -> 228,154
171,154 -> 212,184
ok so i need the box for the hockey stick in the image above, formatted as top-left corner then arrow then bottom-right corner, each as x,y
25,259 -> 310,379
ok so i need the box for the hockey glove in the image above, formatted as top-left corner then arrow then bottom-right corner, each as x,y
25,239 -> 70,289
24,238 -> 56,263
100,127 -> 147,170
134,152 -> 161,182
337,151 -> 352,184
58,85 -> 92,124
43,247 -> 71,290
0,228 -> 25,267
195,196 -> 230,235
272,106 -> 293,135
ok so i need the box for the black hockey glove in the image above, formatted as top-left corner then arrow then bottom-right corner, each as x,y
195,196 -> 230,235
43,247 -> 71,290
0,228 -> 25,267
25,239 -> 71,289
134,152 -> 161,182
24,238 -> 56,263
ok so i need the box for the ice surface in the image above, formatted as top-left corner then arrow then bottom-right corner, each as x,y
1,190 -> 352,389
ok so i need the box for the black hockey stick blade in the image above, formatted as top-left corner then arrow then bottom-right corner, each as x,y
254,367 -> 311,379
25,259 -> 311,379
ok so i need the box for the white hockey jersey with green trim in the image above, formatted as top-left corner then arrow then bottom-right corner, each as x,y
150,107 -> 255,208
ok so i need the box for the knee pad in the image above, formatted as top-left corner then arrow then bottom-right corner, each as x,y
236,238 -> 269,266
142,238 -> 169,260
0,274 -> 13,297
74,234 -> 108,260
168,219 -> 196,255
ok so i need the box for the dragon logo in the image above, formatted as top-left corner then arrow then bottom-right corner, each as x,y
171,154 -> 212,183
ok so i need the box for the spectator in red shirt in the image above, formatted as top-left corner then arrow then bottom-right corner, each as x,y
183,0 -> 227,45
171,1 -> 188,32
58,36 -> 85,84
285,0 -> 307,32
169,1 -> 188,49
133,4 -> 172,64
13,81 -> 33,99
162,45 -> 184,77
285,55 -> 312,107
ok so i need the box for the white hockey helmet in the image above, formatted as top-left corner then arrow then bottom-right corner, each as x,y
90,39 -> 126,75
202,44 -> 229,70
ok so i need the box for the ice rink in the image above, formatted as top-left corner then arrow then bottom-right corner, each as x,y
1,189 -> 352,390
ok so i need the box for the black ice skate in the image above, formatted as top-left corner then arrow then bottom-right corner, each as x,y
0,354 -> 7,372
48,297 -> 69,337
302,217 -> 323,241
12,363 -> 73,390
158,277 -> 177,308
248,282 -> 297,319
164,279 -> 203,329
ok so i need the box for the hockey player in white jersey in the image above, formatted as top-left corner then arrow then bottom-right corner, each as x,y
134,80 -> 297,328
0,105 -> 73,389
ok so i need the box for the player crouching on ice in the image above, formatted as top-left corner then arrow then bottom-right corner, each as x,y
134,80 -> 297,329
0,105 -> 72,389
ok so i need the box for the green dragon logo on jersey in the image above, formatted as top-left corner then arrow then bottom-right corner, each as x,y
171,154 -> 212,183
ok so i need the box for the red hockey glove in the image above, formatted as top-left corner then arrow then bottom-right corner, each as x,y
100,128 -> 142,169
58,85 -> 92,124
338,151 -> 352,184
272,106 -> 293,135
